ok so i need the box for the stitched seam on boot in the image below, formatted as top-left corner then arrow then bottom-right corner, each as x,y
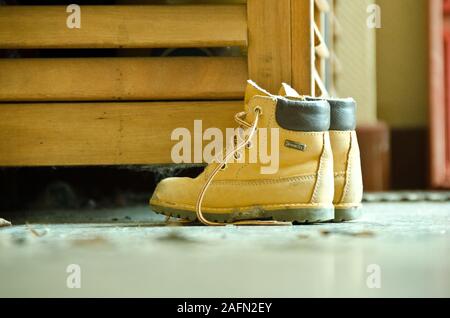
151,199 -> 331,212
339,132 -> 353,204
329,130 -> 356,135
212,174 -> 316,186
311,133 -> 326,204
283,131 -> 326,136
335,203 -> 362,208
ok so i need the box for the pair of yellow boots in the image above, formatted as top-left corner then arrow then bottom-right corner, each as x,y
150,81 -> 363,226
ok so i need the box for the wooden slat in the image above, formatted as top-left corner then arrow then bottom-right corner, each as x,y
292,0 -> 315,96
247,0 -> 292,93
0,57 -> 247,101
0,5 -> 247,49
0,101 -> 243,166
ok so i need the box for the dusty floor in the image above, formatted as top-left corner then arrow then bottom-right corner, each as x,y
0,201 -> 449,297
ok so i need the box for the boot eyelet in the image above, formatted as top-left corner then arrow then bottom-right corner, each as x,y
254,106 -> 262,115
220,163 -> 228,171
246,141 -> 253,149
234,152 -> 241,160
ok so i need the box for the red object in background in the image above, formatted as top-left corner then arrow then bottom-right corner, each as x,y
357,123 -> 390,191
429,0 -> 450,188
444,0 -> 450,13
445,31 -> 450,182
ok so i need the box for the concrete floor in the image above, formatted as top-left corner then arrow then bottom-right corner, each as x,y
0,202 -> 449,297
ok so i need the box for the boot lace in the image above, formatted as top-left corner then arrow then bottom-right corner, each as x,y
195,106 -> 290,226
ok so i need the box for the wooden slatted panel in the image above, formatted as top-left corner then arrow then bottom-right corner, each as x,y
0,5 -> 247,49
0,101 -> 242,166
0,57 -> 247,101
292,0 -> 315,96
247,0 -> 292,93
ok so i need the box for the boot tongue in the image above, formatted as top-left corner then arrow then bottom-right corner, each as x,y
278,83 -> 301,97
244,80 -> 272,112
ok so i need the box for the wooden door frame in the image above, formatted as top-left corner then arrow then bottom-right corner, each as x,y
247,0 -> 315,95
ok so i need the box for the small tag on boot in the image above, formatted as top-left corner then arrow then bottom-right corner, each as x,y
284,139 -> 307,152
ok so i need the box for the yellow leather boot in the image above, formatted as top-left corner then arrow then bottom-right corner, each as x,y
150,81 -> 334,225
279,84 -> 363,221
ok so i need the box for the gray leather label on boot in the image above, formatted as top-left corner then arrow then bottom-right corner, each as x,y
284,140 -> 307,152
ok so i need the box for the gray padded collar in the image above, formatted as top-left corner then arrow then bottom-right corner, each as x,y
306,97 -> 356,131
275,98 -> 330,132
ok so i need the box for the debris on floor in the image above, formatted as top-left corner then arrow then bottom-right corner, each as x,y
164,214 -> 195,227
0,218 -> 12,227
25,223 -> 47,237
71,236 -> 109,247
156,231 -> 196,244
320,229 -> 376,237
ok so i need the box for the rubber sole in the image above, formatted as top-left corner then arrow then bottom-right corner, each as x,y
150,204 -> 334,224
333,206 -> 362,222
